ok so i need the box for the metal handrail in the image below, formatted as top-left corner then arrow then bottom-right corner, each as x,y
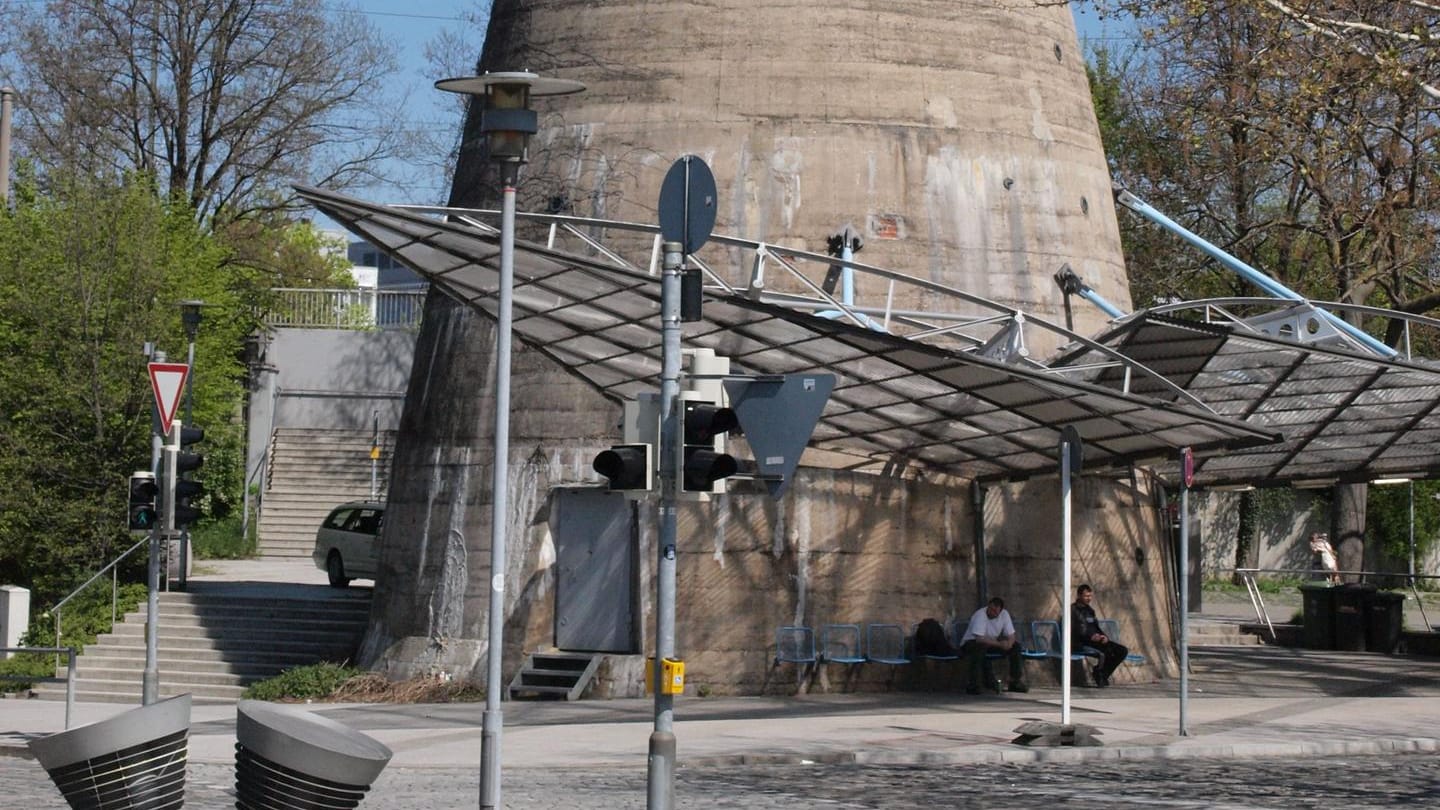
1233,566 -> 1438,642
1,646 -> 76,728
50,536 -> 149,653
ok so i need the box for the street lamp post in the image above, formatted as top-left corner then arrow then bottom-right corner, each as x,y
435,71 -> 583,810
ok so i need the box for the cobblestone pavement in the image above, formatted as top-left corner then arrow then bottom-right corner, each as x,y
5,752 -> 1438,808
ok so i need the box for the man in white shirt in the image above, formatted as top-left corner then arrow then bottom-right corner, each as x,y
959,597 -> 1028,694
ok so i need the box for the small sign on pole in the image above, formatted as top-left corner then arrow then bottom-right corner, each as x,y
148,362 -> 189,437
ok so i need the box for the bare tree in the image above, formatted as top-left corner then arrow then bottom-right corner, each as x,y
2,0 -> 418,220
1084,0 -> 1440,573
1086,0 -> 1440,324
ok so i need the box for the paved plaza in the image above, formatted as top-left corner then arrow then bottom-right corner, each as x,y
5,560 -> 1438,807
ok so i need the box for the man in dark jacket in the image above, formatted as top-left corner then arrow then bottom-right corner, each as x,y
1071,584 -> 1127,687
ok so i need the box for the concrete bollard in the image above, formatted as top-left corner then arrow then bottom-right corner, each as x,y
28,693 -> 191,809
235,700 -> 393,809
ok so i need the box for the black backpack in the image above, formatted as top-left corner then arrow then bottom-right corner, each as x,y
914,617 -> 953,657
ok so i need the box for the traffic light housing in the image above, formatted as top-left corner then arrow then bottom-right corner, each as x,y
679,394 -> 738,493
165,424 -> 205,530
127,472 -> 159,532
593,443 -> 654,492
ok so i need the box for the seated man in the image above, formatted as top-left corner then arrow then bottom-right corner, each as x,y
959,597 -> 1028,694
1071,583 -> 1128,687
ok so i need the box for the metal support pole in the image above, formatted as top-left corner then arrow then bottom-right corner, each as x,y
1179,481 -> 1191,736
971,481 -> 988,606
1060,441 -> 1073,726
143,349 -> 166,706
479,168 -> 520,810
647,241 -> 684,810
0,87 -> 12,205
65,648 -> 75,729
1409,481 -> 1416,580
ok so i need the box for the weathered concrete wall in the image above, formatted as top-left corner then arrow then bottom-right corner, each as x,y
363,452 -> 1176,692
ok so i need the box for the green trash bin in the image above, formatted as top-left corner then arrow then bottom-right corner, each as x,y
1334,583 -> 1376,651
1365,590 -> 1405,654
1299,584 -> 1336,650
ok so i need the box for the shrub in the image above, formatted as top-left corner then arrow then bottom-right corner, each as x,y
190,514 -> 255,559
243,662 -> 365,701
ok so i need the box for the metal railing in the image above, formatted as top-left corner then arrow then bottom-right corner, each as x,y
265,287 -> 427,330
1233,567 -> 1438,641
1,646 -> 76,728
49,536 -> 151,655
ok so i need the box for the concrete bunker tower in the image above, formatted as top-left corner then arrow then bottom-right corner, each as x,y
363,0 -> 1165,691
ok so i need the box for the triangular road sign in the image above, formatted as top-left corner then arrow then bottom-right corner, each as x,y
149,362 -> 190,436
724,373 -> 835,497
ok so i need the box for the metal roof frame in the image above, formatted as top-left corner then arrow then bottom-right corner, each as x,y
1055,302 -> 1440,487
297,186 -> 1277,485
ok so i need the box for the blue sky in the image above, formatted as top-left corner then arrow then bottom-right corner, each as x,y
340,1 -> 1134,209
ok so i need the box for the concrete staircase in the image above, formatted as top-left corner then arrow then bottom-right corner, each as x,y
35,586 -> 371,704
1187,618 -> 1266,647
259,428 -> 395,558
508,651 -> 602,701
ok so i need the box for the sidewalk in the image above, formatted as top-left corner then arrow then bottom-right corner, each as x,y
4,644 -> 1439,768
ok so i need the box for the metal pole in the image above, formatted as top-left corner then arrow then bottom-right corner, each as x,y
1409,481 -> 1416,580
371,410 -> 380,501
65,648 -> 75,729
479,167 -> 520,810
1060,440 -> 1072,726
0,87 -> 12,205
647,241 -> 683,810
1179,480 -> 1191,736
143,350 -> 165,706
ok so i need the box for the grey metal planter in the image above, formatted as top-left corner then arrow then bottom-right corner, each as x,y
28,693 -> 191,810
234,700 -> 392,809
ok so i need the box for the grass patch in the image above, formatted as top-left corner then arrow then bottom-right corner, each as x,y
244,662 -> 366,701
190,514 -> 256,559
1203,576 -> 1305,594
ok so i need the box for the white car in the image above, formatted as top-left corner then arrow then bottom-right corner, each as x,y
312,501 -> 384,588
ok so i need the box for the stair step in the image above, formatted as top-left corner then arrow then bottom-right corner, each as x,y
33,679 -> 246,702
508,685 -> 574,695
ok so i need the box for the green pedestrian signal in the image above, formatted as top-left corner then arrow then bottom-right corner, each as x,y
127,472 -> 159,531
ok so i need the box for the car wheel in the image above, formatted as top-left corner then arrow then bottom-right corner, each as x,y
326,551 -> 351,589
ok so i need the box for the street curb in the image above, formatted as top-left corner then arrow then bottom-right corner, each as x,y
680,736 -> 1440,768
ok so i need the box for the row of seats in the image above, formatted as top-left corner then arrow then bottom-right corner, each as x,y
775,619 -> 1145,667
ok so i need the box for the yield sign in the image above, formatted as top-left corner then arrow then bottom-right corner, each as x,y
149,362 -> 190,436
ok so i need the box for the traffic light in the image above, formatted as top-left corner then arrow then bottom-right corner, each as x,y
593,443 -> 653,491
679,394 -> 738,493
165,424 -> 205,530
127,472 -> 159,532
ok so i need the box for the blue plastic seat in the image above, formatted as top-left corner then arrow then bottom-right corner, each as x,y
1014,621 -> 1050,660
774,625 -> 817,666
1030,620 -> 1101,664
1098,619 -> 1148,665
819,624 -> 866,664
865,623 -> 910,665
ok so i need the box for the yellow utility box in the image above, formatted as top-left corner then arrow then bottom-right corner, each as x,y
645,657 -> 686,695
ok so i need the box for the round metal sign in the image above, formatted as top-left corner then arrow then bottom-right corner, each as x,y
658,156 -> 717,255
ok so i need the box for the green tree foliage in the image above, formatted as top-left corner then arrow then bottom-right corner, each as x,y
1367,481 -> 1440,569
0,170 -> 247,605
